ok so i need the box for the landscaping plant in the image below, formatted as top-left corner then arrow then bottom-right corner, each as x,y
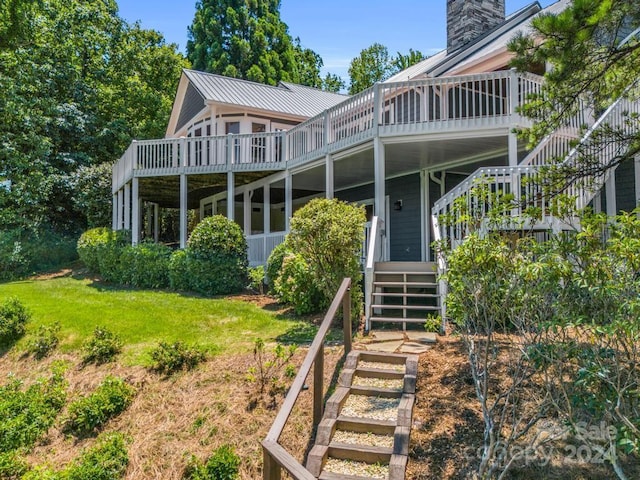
64,376 -> 135,435
149,341 -> 207,375
183,444 -> 240,480
246,338 -> 296,408
81,326 -> 123,364
27,322 -> 61,359
0,297 -> 30,347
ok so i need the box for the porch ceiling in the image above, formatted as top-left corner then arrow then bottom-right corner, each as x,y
138,171 -> 279,209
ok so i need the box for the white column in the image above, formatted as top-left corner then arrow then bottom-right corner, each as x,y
605,170 -> 617,217
421,170 -> 429,262
374,138 -> 386,226
180,174 -> 188,248
285,172 -> 292,231
112,194 -> 118,230
124,183 -> 131,230
153,204 -> 159,243
264,183 -> 271,234
508,133 -> 519,166
244,190 -> 251,235
325,154 -> 334,199
227,171 -> 235,221
131,177 -> 140,245
116,190 -> 124,230
592,193 -> 602,214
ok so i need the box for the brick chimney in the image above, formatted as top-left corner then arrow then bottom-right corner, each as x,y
447,0 -> 505,52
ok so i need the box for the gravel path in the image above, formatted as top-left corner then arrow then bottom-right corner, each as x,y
359,361 -> 406,373
352,376 -> 404,391
332,430 -> 395,448
324,458 -> 389,479
341,394 -> 400,421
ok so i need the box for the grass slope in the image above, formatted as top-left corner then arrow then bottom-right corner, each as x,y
0,274 -> 309,364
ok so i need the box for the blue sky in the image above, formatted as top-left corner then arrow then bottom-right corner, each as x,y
117,0 -> 554,82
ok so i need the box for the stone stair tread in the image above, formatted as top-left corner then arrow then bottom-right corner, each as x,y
321,458 -> 389,480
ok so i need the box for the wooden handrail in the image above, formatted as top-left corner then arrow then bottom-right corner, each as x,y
263,277 -> 352,479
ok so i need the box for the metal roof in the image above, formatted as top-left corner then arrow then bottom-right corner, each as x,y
183,69 -> 349,118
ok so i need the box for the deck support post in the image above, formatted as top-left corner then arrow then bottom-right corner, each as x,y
116,190 -> 124,230
227,171 -> 235,221
264,183 -> 271,235
131,177 -> 140,245
244,190 -> 252,236
605,169 -> 617,217
180,174 -> 188,248
325,154 -> 334,199
124,183 -> 131,230
374,137 -> 386,250
112,194 -> 118,230
284,172 -> 292,231
153,203 -> 159,242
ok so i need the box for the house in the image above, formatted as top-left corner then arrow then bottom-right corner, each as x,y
111,0 -> 640,329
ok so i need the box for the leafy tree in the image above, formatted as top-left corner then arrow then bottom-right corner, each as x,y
187,0 -> 340,90
509,0 -> 640,185
348,43 -> 426,94
322,72 -> 346,93
0,0 -> 187,251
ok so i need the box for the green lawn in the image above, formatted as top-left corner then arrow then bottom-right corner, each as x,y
0,275 -> 312,365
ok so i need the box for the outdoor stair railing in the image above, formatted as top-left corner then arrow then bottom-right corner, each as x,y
363,216 -> 386,331
113,71 -> 544,192
431,87 -> 640,248
262,278 -> 352,480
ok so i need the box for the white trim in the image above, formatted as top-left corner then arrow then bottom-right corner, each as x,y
635,155 -> 640,211
605,170 -> 617,217
124,183 -> 131,230
421,170 -> 429,262
180,174 -> 188,248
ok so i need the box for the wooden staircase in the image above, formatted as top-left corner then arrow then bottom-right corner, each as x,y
306,350 -> 418,480
368,262 -> 440,331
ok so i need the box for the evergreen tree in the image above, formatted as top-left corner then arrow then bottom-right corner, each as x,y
509,0 -> 640,178
187,0 -> 331,88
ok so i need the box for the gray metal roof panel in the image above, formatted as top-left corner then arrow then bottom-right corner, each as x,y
183,69 -> 348,118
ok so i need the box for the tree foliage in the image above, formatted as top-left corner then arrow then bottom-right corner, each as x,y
509,0 -> 640,187
187,0 -> 341,91
348,44 -> 426,94
0,0 -> 188,236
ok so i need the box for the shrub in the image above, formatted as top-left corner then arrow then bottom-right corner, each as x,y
81,327 -> 123,364
0,297 -> 30,346
182,216 -> 248,296
188,215 -> 247,260
274,254 -> 324,314
0,228 -> 77,281
0,451 -> 28,479
247,266 -> 265,294
65,432 -> 129,480
246,339 -> 296,404
0,364 -> 67,454
265,241 -> 289,288
183,444 -> 240,480
96,230 -> 130,283
287,198 -> 366,319
27,322 -> 60,359
149,341 -> 206,375
168,249 -> 190,291
119,242 -> 171,288
77,227 -> 112,273
64,376 -> 135,435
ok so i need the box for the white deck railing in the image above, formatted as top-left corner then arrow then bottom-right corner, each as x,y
363,216 -> 386,331
247,232 -> 287,267
431,89 -> 640,247
113,71 -> 543,193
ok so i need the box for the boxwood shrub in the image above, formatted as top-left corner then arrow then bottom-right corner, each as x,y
119,242 -> 171,288
0,297 -> 30,347
77,227 -> 112,273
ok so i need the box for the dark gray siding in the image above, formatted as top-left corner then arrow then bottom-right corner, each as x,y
387,174 -> 422,261
335,173 -> 423,262
615,159 -> 636,213
176,83 -> 206,133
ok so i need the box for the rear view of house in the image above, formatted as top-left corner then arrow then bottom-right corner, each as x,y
112,0 -> 640,329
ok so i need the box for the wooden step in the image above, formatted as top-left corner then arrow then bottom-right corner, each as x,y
349,385 -> 404,398
374,261 -> 436,272
372,292 -> 439,298
319,470 -> 383,480
370,316 -> 436,323
373,281 -> 437,288
328,442 -> 393,463
336,415 -> 397,433
354,367 -> 405,380
371,304 -> 439,311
